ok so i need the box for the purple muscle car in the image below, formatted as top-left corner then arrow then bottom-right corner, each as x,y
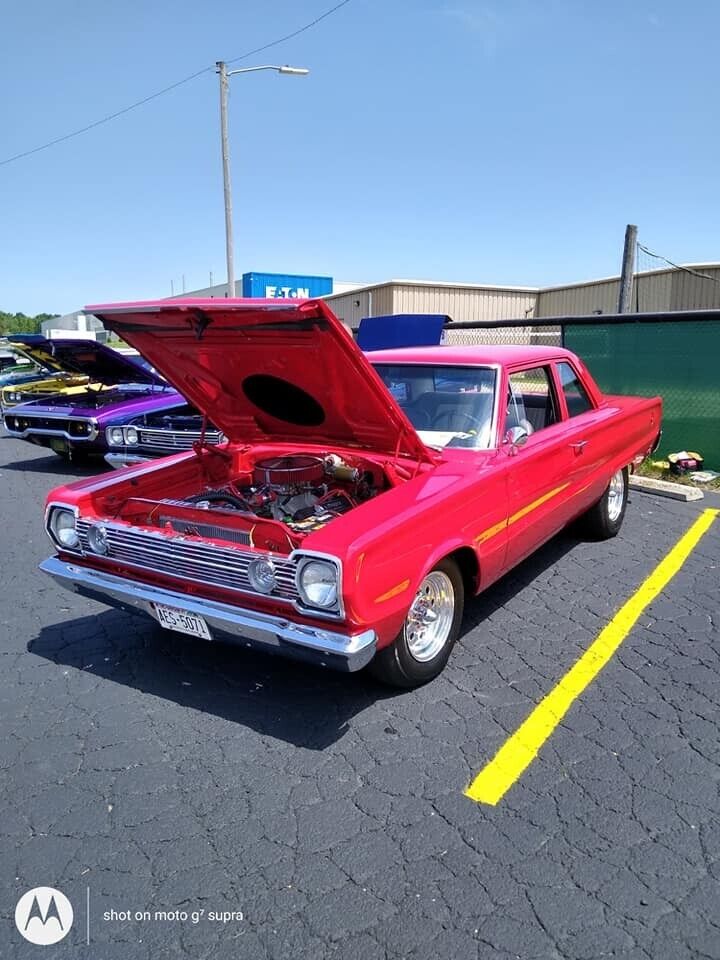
103,403 -> 223,468
2,338 -> 184,461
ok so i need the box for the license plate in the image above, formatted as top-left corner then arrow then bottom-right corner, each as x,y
50,438 -> 69,454
152,603 -> 212,640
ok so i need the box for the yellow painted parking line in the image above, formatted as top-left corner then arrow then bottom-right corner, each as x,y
465,507 -> 720,806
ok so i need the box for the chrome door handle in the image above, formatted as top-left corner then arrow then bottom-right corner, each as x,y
570,440 -> 588,452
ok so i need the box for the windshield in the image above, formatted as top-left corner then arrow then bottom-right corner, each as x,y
372,363 -> 497,449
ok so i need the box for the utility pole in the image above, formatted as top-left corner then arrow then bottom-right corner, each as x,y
617,223 -> 637,313
217,61 -> 235,298
215,62 -> 308,300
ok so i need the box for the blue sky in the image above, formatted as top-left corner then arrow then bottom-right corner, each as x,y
2,0 -> 718,315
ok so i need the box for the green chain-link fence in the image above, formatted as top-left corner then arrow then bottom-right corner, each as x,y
563,317 -> 720,469
441,311 -> 720,468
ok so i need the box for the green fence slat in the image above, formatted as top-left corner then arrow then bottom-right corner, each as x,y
565,321 -> 720,469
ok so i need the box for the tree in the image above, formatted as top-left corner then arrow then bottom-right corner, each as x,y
0,311 -> 59,335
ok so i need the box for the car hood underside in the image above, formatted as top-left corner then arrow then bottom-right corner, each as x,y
87,298 -> 434,463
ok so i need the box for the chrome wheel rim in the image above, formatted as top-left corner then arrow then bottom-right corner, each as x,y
405,571 -> 455,662
607,469 -> 625,522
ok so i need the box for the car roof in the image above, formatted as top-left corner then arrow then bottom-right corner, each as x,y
365,344 -> 577,366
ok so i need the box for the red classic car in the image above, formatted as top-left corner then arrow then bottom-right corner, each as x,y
40,299 -> 662,687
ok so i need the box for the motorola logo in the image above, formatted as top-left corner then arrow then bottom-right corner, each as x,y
15,887 -> 74,945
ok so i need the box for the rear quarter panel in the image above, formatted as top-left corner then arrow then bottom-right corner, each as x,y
550,354 -> 662,519
592,393 -> 662,474
558,357 -> 662,474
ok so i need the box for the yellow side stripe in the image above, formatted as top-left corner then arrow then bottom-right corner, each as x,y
374,579 -> 411,603
465,507 -> 720,806
474,519 -> 506,544
474,483 -> 570,544
507,483 -> 570,527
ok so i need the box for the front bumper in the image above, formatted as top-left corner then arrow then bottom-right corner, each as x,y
39,557 -> 376,672
5,426 -> 87,442
104,451 -> 152,469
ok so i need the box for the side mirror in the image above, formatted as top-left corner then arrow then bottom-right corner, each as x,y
503,425 -> 529,455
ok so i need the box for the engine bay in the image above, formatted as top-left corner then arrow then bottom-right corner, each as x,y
178,454 -> 373,534
109,450 -> 407,552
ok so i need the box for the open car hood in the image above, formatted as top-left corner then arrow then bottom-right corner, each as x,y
6,335 -> 164,386
4,339 -> 58,374
87,298 -> 434,462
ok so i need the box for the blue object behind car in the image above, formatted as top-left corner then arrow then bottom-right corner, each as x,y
356,314 -> 449,351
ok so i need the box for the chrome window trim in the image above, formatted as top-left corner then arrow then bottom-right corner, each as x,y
555,359 -> 597,416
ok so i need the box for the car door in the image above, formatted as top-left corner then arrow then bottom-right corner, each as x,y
551,359 -> 612,515
503,364 -> 577,568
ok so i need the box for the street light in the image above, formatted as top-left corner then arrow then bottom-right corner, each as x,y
216,62 -> 310,297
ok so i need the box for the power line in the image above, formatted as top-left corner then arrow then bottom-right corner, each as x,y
0,0 -> 353,168
0,66 -> 214,168
637,243 -> 720,284
227,0 -> 353,64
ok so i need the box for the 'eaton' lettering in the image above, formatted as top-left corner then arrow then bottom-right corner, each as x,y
264,285 -> 311,299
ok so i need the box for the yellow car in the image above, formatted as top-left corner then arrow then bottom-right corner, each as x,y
0,336 -> 105,408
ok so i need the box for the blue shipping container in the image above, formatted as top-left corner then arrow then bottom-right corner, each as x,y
242,272 -> 333,299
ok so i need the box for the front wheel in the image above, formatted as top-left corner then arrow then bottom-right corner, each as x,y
581,466 -> 628,539
369,558 -> 464,688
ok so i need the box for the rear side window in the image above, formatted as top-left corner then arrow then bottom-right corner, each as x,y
557,361 -> 593,417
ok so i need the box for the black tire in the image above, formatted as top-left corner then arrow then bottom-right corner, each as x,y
369,557 -> 464,689
581,466 -> 628,540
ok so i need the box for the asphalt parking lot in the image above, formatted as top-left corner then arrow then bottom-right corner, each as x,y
2,435 -> 720,960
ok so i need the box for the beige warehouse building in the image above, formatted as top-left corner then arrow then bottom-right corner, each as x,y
536,262 -> 720,317
323,263 -> 720,328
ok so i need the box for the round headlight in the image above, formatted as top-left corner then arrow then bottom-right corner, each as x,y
125,426 -> 139,445
50,509 -> 79,549
87,523 -> 109,555
298,560 -> 338,609
247,558 -> 276,595
108,427 -> 124,445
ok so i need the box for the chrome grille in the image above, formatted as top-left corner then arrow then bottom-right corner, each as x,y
137,428 -> 222,452
76,520 -> 298,602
